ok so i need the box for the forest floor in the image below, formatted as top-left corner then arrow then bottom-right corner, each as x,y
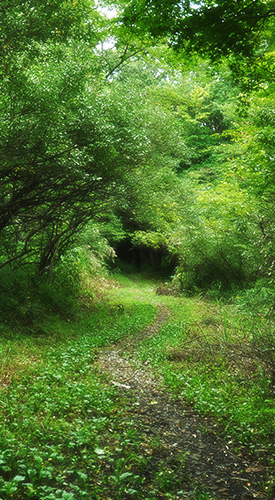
0,272 -> 274,499
95,274 -> 274,499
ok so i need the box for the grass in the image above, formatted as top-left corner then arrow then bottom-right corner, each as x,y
137,293 -> 275,467
0,298 -> 158,499
0,270 -> 274,498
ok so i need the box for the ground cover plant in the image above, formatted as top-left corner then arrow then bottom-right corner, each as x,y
100,272 -> 275,497
0,271 -> 274,498
111,274 -> 274,463
135,288 -> 275,488
0,291 -> 157,499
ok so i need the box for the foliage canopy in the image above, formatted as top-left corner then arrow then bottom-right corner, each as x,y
0,0 -> 274,315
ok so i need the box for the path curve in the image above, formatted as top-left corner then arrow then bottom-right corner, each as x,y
97,304 -> 270,499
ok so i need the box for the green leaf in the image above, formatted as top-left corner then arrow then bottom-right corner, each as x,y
13,475 -> 25,482
94,447 -> 105,455
119,472 -> 133,480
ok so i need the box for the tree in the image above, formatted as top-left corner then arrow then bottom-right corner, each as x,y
120,0 -> 274,58
0,2 -> 187,274
1,0 -> 273,308
109,58 -> 274,297
0,1 -> 140,272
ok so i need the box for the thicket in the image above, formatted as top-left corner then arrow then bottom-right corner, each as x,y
0,0 -> 274,320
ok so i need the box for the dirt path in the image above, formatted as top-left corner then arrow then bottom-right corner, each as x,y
97,304 -> 271,499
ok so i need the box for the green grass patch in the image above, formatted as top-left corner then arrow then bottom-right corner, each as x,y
137,295 -> 275,466
0,271 -> 274,498
0,299 -> 157,499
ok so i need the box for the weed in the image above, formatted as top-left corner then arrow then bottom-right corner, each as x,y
0,290 -> 157,499
0,271 -> 274,498
137,292 -> 275,464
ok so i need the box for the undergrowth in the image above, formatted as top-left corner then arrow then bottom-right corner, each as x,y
137,296 -> 275,472
0,269 -> 274,498
0,294 -> 158,499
